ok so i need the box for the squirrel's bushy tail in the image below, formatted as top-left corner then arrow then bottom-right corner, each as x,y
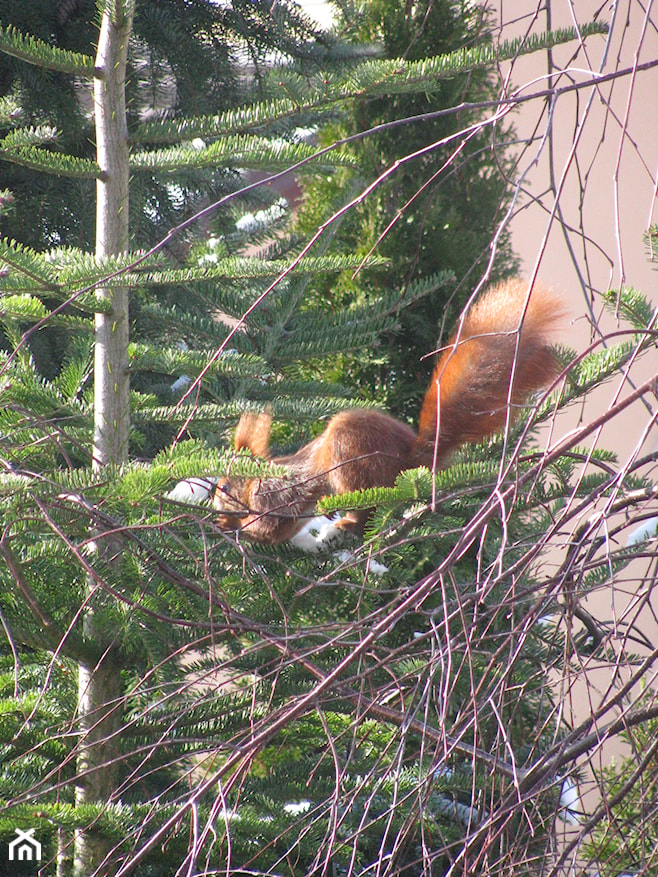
412,278 -> 566,469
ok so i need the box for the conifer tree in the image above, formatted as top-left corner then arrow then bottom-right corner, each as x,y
295,0 -> 521,420
582,698 -> 658,877
0,2 -> 637,876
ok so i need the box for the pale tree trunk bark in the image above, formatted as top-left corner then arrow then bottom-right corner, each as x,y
74,3 -> 134,875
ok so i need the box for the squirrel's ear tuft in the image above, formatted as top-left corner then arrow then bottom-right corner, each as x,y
234,410 -> 272,458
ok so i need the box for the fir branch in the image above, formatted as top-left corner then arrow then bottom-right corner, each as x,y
128,345 -> 269,381
0,248 -> 388,310
133,98 -> 324,144
341,22 -> 609,99
0,24 -> 95,75
87,254 -> 389,287
560,339 -> 639,404
0,293 -> 49,321
0,144 -> 100,178
130,137 -> 357,173
134,22 -> 608,145
0,125 -> 59,149
0,238 -> 58,289
602,286 -> 658,331
135,396 -> 366,427
0,295 -> 93,333
0,294 -> 92,331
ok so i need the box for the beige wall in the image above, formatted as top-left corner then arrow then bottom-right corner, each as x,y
302,0 -> 658,830
500,0 -> 657,456
498,1 -> 658,827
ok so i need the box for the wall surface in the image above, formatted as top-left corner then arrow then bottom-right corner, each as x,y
301,0 -> 658,846
498,0 -> 658,834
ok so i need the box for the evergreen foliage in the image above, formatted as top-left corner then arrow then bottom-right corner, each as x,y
0,1 -> 645,875
294,2 -> 606,421
581,694 -> 658,876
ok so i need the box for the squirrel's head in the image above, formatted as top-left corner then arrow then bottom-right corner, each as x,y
212,411 -> 274,532
213,476 -> 252,531
213,410 -> 323,544
213,475 -> 313,544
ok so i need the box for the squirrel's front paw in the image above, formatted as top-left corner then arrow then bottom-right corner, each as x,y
290,515 -> 346,553
166,477 -> 218,505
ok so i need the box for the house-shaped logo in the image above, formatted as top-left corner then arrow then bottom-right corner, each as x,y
8,828 -> 42,861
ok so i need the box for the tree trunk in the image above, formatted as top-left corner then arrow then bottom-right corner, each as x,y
74,3 -> 133,875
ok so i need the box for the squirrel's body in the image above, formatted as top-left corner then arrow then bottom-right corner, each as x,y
213,278 -> 565,544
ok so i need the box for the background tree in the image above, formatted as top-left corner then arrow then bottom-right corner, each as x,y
582,697 -> 658,877
296,0 -> 519,420
0,1 -> 384,873
0,0 -> 339,385
1,2 -> 656,877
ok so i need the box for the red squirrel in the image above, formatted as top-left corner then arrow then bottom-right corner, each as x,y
212,278 -> 565,544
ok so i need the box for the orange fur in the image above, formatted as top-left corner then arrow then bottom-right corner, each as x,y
214,278 -> 565,544
233,410 -> 272,458
412,278 -> 565,468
